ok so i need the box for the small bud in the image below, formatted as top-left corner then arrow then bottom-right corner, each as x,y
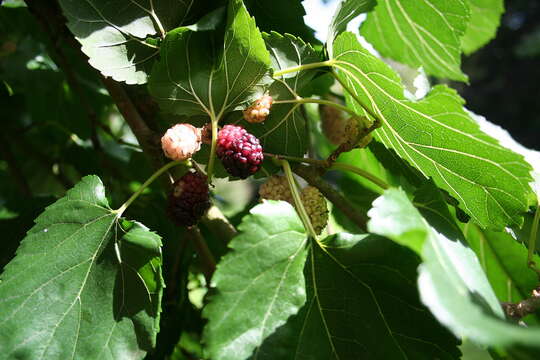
161,123 -> 202,161
244,95 -> 274,123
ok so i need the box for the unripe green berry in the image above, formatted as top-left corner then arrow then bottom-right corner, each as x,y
301,186 -> 328,235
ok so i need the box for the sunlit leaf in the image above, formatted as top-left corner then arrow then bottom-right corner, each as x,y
203,201 -> 308,360
361,0 -> 469,81
327,0 -> 376,56
332,32 -> 533,230
461,0 -> 505,55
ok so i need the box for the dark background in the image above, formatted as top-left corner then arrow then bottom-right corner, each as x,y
454,0 -> 540,150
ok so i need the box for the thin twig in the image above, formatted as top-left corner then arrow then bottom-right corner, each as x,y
502,286 -> 540,320
200,205 -> 237,243
101,78 -> 164,168
187,226 -> 216,283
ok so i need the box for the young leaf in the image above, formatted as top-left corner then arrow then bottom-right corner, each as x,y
360,0 -> 469,81
368,186 -> 540,349
246,32 -> 321,158
0,176 -> 164,359
327,0 -> 376,56
148,0 -> 270,118
332,32 -> 533,230
203,201 -> 309,360
252,233 -> 461,360
58,0 -> 202,84
461,0 -> 505,55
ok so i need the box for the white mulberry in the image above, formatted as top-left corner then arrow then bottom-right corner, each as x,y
161,123 -> 202,161
243,95 -> 274,123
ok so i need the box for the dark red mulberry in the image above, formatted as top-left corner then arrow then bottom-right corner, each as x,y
167,172 -> 210,227
216,125 -> 264,179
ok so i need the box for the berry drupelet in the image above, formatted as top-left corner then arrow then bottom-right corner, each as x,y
216,124 -> 264,179
167,172 -> 211,227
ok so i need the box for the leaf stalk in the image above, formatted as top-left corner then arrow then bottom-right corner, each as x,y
206,115 -> 219,182
273,60 -> 335,78
281,160 -> 318,239
115,160 -> 185,216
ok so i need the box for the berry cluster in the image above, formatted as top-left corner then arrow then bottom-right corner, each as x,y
259,177 -> 328,235
217,125 -> 264,179
321,104 -> 348,145
167,172 -> 210,227
258,175 -> 293,204
243,95 -> 273,123
301,186 -> 328,235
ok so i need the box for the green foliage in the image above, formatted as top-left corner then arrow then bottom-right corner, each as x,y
332,32 -> 533,230
3,1 -> 540,360
0,176 -> 163,359
203,201 -> 308,360
361,0 -> 469,81
327,0 -> 376,56
148,0 -> 270,118
254,233 -> 461,360
368,185 -> 540,350
461,0 -> 505,55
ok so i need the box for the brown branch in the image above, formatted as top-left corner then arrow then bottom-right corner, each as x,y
502,287 -> 540,320
294,164 -> 368,232
101,78 -> 163,167
187,226 -> 216,283
201,205 -> 238,244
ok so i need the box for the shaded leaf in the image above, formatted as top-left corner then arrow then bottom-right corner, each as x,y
203,201 -> 308,360
332,32 -> 533,230
461,0 -> 505,55
245,0 -> 318,44
368,186 -> 540,349
148,0 -> 270,118
0,176 -> 163,359
361,0 -> 469,81
253,233 -> 461,360
247,32 -> 321,159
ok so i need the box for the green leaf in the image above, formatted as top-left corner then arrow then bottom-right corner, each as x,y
327,0 -> 377,57
368,186 -> 540,349
148,0 -> 270,118
0,176 -> 164,359
203,201 -> 308,360
461,0 -> 505,55
246,32 -> 321,158
253,233 -> 461,360
58,0 -> 206,85
361,0 -> 469,81
464,223 -> 540,318
332,32 -> 533,230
